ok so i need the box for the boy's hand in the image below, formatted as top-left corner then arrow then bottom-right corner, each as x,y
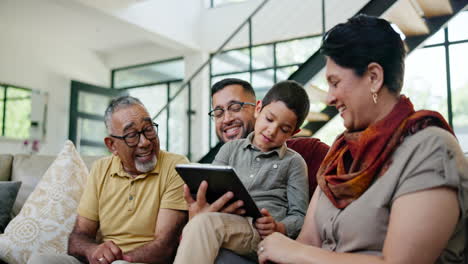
254,208 -> 286,239
184,181 -> 245,220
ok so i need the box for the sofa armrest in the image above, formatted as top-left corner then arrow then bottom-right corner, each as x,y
0,154 -> 13,181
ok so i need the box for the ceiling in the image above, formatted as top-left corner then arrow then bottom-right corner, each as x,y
0,0 -> 160,52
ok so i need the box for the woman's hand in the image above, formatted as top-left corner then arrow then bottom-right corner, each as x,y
257,232 -> 303,264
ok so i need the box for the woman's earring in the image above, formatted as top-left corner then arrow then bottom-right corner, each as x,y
372,92 -> 378,104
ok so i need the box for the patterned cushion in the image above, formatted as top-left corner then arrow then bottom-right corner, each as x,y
0,141 -> 89,264
0,181 -> 22,233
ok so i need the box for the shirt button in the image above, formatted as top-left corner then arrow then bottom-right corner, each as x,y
250,174 -> 254,178
129,195 -> 134,200
256,157 -> 260,162
330,216 -> 334,222
447,150 -> 454,159
273,164 -> 278,169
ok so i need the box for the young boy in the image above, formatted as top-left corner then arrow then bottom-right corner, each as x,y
174,80 -> 310,263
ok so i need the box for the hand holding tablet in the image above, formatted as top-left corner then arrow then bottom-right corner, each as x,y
176,163 -> 262,219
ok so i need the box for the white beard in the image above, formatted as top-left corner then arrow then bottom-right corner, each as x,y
135,154 -> 157,173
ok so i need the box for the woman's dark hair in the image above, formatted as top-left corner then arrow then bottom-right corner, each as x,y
262,80 -> 310,131
321,14 -> 406,94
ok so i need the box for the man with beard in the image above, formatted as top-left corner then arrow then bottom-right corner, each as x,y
28,96 -> 188,264
200,78 -> 329,197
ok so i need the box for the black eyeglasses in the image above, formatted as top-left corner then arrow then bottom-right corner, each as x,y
208,101 -> 255,119
110,122 -> 159,147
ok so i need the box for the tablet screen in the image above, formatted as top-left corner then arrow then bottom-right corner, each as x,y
176,163 -> 262,219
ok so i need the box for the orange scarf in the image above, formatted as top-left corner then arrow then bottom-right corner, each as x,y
317,96 -> 454,209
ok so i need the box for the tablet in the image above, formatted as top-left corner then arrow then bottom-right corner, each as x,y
175,163 -> 262,219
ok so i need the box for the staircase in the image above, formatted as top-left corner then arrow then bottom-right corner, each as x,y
292,0 -> 468,137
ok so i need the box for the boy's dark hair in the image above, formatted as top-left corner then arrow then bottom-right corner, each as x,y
262,80 -> 310,131
320,14 -> 406,94
211,78 -> 256,97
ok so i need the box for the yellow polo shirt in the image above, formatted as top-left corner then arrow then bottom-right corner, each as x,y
77,150 -> 188,253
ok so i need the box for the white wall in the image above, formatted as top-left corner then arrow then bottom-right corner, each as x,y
75,0 -> 203,52
100,42 -> 183,69
0,30 -> 109,156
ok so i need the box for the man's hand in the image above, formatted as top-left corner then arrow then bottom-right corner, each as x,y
184,181 -> 245,219
255,208 -> 286,239
86,240 -> 125,264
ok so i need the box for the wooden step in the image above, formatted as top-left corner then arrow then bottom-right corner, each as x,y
294,128 -> 313,137
383,0 -> 430,36
306,84 -> 328,103
307,111 -> 330,122
415,0 -> 453,17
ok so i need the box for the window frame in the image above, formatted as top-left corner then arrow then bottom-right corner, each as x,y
0,83 -> 32,139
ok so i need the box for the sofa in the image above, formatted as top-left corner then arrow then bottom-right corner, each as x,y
0,153 -> 100,226
0,151 -> 100,264
1,149 -> 467,264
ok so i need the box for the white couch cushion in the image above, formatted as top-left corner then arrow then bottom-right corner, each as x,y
0,141 -> 89,264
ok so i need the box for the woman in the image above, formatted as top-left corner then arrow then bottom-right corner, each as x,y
257,15 -> 468,264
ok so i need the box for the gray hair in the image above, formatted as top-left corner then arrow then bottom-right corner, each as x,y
104,96 -> 145,133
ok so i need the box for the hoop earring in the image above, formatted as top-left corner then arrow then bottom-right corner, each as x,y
372,92 -> 378,104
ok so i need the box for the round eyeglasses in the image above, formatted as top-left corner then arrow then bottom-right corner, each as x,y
110,122 -> 159,147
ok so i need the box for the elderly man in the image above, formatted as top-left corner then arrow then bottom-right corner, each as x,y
29,96 -> 188,264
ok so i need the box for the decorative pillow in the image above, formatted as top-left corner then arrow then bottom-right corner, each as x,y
0,141 -> 89,264
0,181 -> 22,233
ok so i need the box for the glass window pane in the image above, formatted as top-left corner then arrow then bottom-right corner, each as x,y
276,65 -> 299,81
155,109 -> 168,151
448,11 -> 468,42
128,84 -> 168,118
114,59 -> 184,89
252,69 -> 274,100
169,83 -> 188,155
210,120 -> 218,148
276,37 -> 321,66
79,145 -> 109,156
211,72 -> 250,85
5,87 -> 31,139
78,118 -> 107,142
252,45 -> 274,70
423,27 -> 445,46
450,42 -> 468,152
402,46 -> 448,119
314,115 -> 345,146
78,91 -> 110,116
212,49 -> 250,75
307,69 -> 328,112
0,86 -> 4,135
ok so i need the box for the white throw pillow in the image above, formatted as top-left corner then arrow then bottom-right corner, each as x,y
0,141 -> 89,264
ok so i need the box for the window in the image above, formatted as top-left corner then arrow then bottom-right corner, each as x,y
112,58 -> 184,89
0,84 -> 32,139
111,58 -> 188,155
209,35 -> 322,147
403,10 -> 468,151
210,36 -> 321,100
